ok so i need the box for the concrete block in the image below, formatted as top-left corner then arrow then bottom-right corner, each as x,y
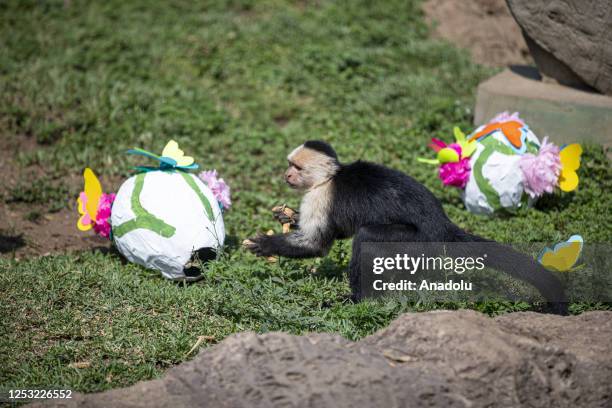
474,67 -> 612,149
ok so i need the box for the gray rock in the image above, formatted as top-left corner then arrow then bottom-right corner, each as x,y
506,0 -> 612,95
474,68 -> 612,149
32,310 -> 612,408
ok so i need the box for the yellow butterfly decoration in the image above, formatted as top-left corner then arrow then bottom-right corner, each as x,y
538,235 -> 583,272
77,168 -> 103,231
162,140 -> 195,167
127,140 -> 198,171
558,144 -> 582,192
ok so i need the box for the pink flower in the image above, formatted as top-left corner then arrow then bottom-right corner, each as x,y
198,169 -> 231,210
439,158 -> 471,188
93,193 -> 115,239
519,137 -> 562,198
489,111 -> 525,126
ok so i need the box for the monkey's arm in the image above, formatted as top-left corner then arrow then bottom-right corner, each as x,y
244,232 -> 328,258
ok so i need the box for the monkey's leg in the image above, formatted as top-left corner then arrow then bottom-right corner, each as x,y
350,224 -> 421,302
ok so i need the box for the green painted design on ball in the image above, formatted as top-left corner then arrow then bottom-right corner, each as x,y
472,137 -> 515,212
179,172 -> 215,222
112,173 -> 176,238
526,140 -> 540,154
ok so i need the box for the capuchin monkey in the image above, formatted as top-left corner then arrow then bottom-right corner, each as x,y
245,140 -> 568,315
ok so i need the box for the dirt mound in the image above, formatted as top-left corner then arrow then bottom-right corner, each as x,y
423,0 -> 531,67
32,310 -> 612,407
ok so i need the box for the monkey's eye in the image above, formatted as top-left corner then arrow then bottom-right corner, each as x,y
288,161 -> 302,171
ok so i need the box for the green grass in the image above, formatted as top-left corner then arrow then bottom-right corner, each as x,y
1,0 -> 611,394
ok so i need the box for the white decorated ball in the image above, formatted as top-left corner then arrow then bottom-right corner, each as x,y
462,125 -> 540,215
110,170 -> 225,279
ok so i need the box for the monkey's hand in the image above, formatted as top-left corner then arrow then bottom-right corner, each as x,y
242,233 -> 278,257
272,205 -> 299,228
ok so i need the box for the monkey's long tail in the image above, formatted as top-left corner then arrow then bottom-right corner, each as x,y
448,226 -> 568,315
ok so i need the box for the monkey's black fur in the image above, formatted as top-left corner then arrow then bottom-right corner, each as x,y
303,140 -> 339,161
249,141 -> 568,315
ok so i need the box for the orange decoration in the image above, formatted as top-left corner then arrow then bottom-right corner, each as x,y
469,120 -> 524,149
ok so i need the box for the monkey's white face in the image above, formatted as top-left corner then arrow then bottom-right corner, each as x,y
285,145 -> 338,191
285,161 -> 307,190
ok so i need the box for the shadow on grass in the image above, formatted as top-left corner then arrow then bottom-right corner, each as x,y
0,233 -> 26,253
91,245 -> 129,264
534,192 -> 575,212
223,234 -> 242,253
314,257 -> 346,280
